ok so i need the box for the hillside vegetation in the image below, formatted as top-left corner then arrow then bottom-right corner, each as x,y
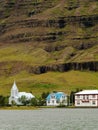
0,0 -> 98,96
0,0 -> 98,64
1,70 -> 98,96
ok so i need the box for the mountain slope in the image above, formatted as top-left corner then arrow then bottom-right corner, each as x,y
0,0 -> 98,95
0,0 -> 98,72
1,70 -> 98,96
0,0 -> 98,63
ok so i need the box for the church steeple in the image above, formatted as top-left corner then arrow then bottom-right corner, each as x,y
11,81 -> 19,97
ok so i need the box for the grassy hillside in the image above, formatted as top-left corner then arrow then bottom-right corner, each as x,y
0,0 -> 98,96
1,70 -> 98,97
0,43 -> 98,65
0,0 -> 98,64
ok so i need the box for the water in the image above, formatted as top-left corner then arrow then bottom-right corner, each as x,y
0,108 -> 98,130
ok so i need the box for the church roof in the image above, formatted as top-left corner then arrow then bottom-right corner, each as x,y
18,92 -> 35,99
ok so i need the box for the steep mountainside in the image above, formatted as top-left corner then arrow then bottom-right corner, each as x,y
0,0 -> 98,63
0,0 -> 98,96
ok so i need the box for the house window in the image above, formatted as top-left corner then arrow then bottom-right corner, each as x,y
87,95 -> 89,100
62,100 -> 66,104
56,100 -> 60,103
83,95 -> 85,100
48,101 -> 50,103
92,95 -> 95,98
77,95 -> 80,98
92,101 -> 96,105
62,96 -> 65,98
52,100 -> 54,104
51,95 -> 55,99
77,101 -> 80,105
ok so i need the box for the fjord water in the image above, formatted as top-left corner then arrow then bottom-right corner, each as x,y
0,108 -> 98,130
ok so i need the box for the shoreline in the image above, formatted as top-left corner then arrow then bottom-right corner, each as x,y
0,105 -> 98,110
0,106 -> 39,110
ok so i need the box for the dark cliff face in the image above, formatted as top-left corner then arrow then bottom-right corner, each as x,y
28,61 -> 98,74
0,61 -> 98,76
0,0 -> 98,74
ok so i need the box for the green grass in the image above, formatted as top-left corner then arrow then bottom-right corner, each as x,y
0,106 -> 38,110
0,44 -> 52,65
0,0 -> 98,98
0,70 -> 98,97
0,42 -> 98,66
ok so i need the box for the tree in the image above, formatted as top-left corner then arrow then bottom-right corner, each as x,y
0,95 -> 5,106
41,92 -> 50,106
0,95 -> 9,106
70,88 -> 82,106
37,97 -> 44,106
67,95 -> 70,106
30,98 -> 37,106
70,91 -> 75,105
4,96 -> 9,106
11,100 -> 16,106
18,96 -> 28,106
41,92 -> 49,99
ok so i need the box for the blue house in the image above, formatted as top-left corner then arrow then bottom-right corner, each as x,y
46,92 -> 67,106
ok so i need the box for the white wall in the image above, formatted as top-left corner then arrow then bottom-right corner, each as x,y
75,94 -> 98,107
47,99 -> 58,106
46,97 -> 67,106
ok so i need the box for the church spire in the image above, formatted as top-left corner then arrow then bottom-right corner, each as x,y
12,80 -> 18,90
11,81 -> 19,97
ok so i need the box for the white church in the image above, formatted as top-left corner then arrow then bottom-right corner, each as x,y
9,81 -> 35,105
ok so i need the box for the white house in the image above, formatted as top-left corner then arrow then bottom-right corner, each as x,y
46,92 -> 67,106
9,81 -> 35,105
75,90 -> 98,107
